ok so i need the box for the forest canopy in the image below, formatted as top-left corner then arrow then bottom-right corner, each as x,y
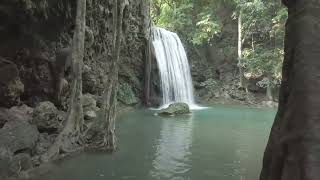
151,0 -> 287,94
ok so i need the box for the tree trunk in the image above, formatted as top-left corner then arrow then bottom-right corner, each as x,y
143,0 -> 152,106
98,0 -> 129,151
260,1 -> 320,180
41,0 -> 86,161
238,11 -> 245,88
144,35 -> 152,106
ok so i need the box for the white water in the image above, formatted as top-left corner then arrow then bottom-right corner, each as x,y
152,27 -> 202,110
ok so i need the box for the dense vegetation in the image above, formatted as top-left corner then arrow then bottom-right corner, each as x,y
151,0 -> 287,100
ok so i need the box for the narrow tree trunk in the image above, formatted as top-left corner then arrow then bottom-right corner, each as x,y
144,35 -> 152,106
238,11 -> 245,88
42,0 -> 86,161
260,1 -> 320,179
100,0 -> 128,151
143,0 -> 152,106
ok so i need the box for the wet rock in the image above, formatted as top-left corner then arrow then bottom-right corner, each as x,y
0,58 -> 24,107
32,101 -> 63,134
158,103 -> 191,116
0,120 -> 39,154
118,83 -> 139,105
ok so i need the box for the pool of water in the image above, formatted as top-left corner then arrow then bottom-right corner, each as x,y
41,105 -> 276,180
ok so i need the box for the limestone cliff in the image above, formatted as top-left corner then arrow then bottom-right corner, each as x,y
0,0 -> 150,177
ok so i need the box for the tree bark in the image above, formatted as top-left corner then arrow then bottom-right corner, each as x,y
238,11 -> 245,88
143,0 -> 152,106
41,0 -> 86,161
144,34 -> 152,106
95,0 -> 129,151
260,1 -> 320,180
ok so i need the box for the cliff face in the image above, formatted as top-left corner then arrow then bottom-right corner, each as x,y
0,0 -> 149,177
0,0 -> 149,108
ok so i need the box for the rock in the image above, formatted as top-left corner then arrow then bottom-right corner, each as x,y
82,93 -> 99,120
1,104 -> 34,127
158,103 -> 191,116
83,65 -> 98,94
117,83 -> 139,105
32,101 -> 63,133
9,105 -> 34,122
9,153 -> 33,172
0,59 -> 24,107
35,133 -> 56,156
84,110 -> 97,121
0,147 -> 12,177
0,120 -> 39,154
0,105 -> 38,156
0,108 -> 10,128
82,93 -> 98,112
18,52 -> 55,106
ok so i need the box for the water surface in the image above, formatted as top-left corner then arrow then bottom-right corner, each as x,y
43,105 -> 276,180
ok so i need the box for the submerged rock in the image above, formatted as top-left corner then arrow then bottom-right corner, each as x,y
158,103 -> 191,116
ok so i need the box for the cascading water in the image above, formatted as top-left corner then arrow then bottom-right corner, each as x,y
152,27 -> 200,109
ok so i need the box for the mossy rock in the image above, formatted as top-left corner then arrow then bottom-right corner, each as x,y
158,103 -> 191,116
117,83 -> 139,105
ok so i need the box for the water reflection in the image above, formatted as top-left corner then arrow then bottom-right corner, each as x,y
32,107 -> 275,180
150,114 -> 194,179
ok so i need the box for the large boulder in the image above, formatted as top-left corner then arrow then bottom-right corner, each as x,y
158,103 -> 191,116
0,105 -> 33,128
0,58 -> 24,107
32,101 -> 63,133
0,120 -> 39,154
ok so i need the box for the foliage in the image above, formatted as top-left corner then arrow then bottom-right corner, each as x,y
151,0 -> 288,87
151,0 -> 222,45
237,0 -> 287,85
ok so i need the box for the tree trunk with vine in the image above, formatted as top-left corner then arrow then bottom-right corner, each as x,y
42,0 -> 86,161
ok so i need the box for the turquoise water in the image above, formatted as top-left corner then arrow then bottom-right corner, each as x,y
41,105 -> 276,180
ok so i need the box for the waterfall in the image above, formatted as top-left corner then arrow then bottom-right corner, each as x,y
152,27 -> 198,109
